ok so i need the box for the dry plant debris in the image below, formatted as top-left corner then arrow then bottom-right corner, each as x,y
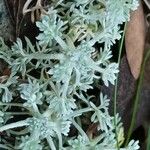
125,1 -> 146,79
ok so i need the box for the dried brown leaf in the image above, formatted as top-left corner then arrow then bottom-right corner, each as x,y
125,1 -> 146,79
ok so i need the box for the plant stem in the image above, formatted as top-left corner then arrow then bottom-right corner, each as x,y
0,120 -> 28,132
125,48 -> 150,145
9,128 -> 28,135
0,102 -> 23,107
47,136 -> 56,150
28,53 -> 64,60
32,103 -> 40,115
72,119 -> 89,141
66,107 -> 93,118
55,36 -> 68,50
56,129 -> 63,150
5,112 -> 30,115
113,23 -> 127,150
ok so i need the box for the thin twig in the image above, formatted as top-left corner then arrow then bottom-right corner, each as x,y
143,0 -> 150,10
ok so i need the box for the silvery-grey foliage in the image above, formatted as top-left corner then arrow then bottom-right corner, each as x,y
0,0 -> 139,150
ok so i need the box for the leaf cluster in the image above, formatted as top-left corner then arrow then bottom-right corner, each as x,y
0,0 -> 139,150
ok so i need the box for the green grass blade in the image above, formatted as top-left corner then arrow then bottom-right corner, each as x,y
125,49 -> 150,146
113,23 -> 127,150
